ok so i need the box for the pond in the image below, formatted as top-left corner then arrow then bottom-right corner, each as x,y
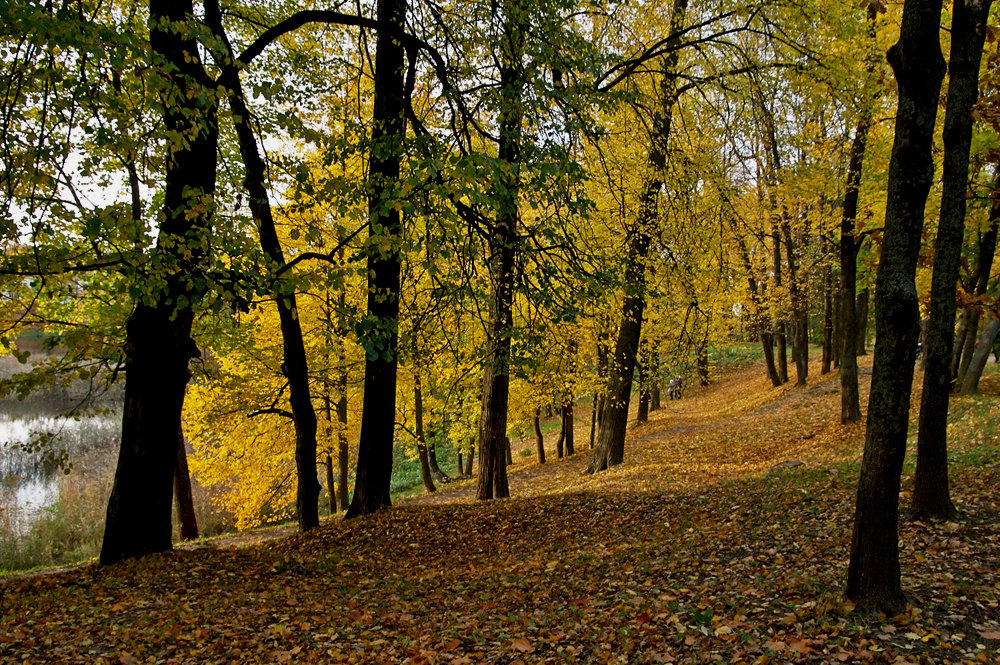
0,413 -> 120,557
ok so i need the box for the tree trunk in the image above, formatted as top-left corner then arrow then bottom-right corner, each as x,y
347,0 -> 408,517
822,240 -> 834,374
326,455 -> 337,515
464,441 -> 475,477
336,366 -> 350,512
221,56 -> 321,532
589,0 -> 686,474
476,0 -> 526,501
174,427 -> 198,541
839,92 -> 874,424
855,288 -> 870,356
960,305 -> 1000,394
781,216 -> 808,386
101,0 -> 217,565
414,375 -> 436,493
846,0 -> 945,615
773,225 -> 788,384
636,339 -> 650,423
913,0 -> 991,522
534,407 -> 546,463
563,403 -> 574,455
954,184 -> 1000,383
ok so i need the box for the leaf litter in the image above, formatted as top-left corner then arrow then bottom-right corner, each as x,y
1,357 -> 998,664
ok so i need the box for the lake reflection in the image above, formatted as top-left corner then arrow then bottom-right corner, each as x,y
0,414 -> 119,535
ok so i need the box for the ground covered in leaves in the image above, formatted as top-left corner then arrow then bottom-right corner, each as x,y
2,358 -> 998,664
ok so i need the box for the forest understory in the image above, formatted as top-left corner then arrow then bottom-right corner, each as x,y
1,356 -> 998,664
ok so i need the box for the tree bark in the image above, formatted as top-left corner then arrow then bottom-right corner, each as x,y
822,238 -> 834,374
855,288 -> 870,356
220,50 -> 321,531
476,0 -> 525,501
960,304 -> 1000,394
954,184 -> 1000,383
326,455 -> 337,514
839,49 -> 876,423
913,0 -> 991,522
534,407 -> 546,463
846,0 -> 945,614
414,374 -> 436,493
464,441 -> 475,477
347,0 -> 408,517
101,0 -> 217,565
588,0 -> 687,473
174,426 -> 198,541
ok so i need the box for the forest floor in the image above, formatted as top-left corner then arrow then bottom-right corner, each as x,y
1,356 -> 998,664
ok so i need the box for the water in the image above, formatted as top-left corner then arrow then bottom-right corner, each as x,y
0,414 -> 119,535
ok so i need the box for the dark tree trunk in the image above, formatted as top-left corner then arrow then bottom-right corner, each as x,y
220,51 -> 321,531
457,452 -> 464,476
589,0 -> 686,473
555,420 -> 565,458
174,427 -> 198,541
960,305 -> 1000,394
636,339 -> 650,423
562,403 -> 574,455
101,0 -> 217,565
734,234 -> 780,386
326,455 -> 337,515
846,0 -> 945,614
855,288 -> 870,356
781,216 -> 808,386
534,407 -> 546,463
588,398 -> 597,450
773,225 -> 788,384
954,186 -> 1000,383
414,375 -> 436,493
822,238 -> 834,374
336,364 -> 350,512
347,0 -> 408,517
839,76 -> 875,424
913,0 -> 991,522
464,441 -> 475,477
476,0 -> 525,501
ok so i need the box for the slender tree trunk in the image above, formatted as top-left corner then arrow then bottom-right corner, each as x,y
326,455 -> 337,515
781,216 -> 808,386
174,427 -> 198,541
464,441 -> 475,477
588,398 -> 597,450
636,338 -> 650,423
221,59 -> 321,531
855,288 -> 870,356
414,375 -> 436,493
589,0 -> 686,472
954,188 -> 1000,383
336,375 -> 350,511
457,452 -> 464,476
822,246 -> 834,375
534,407 -> 546,463
960,303 -> 1000,394
476,0 -> 526,501
563,403 -> 574,455
913,0 -> 991,522
348,0 -> 408,517
101,0 -> 217,565
839,104 -> 873,423
772,225 -> 789,384
846,0 -> 945,614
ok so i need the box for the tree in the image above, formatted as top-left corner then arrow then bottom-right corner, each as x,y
347,0 -> 409,517
912,0 -> 993,522
101,0 -> 220,565
846,0 -> 946,614
588,0 -> 687,474
839,2 -> 881,425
